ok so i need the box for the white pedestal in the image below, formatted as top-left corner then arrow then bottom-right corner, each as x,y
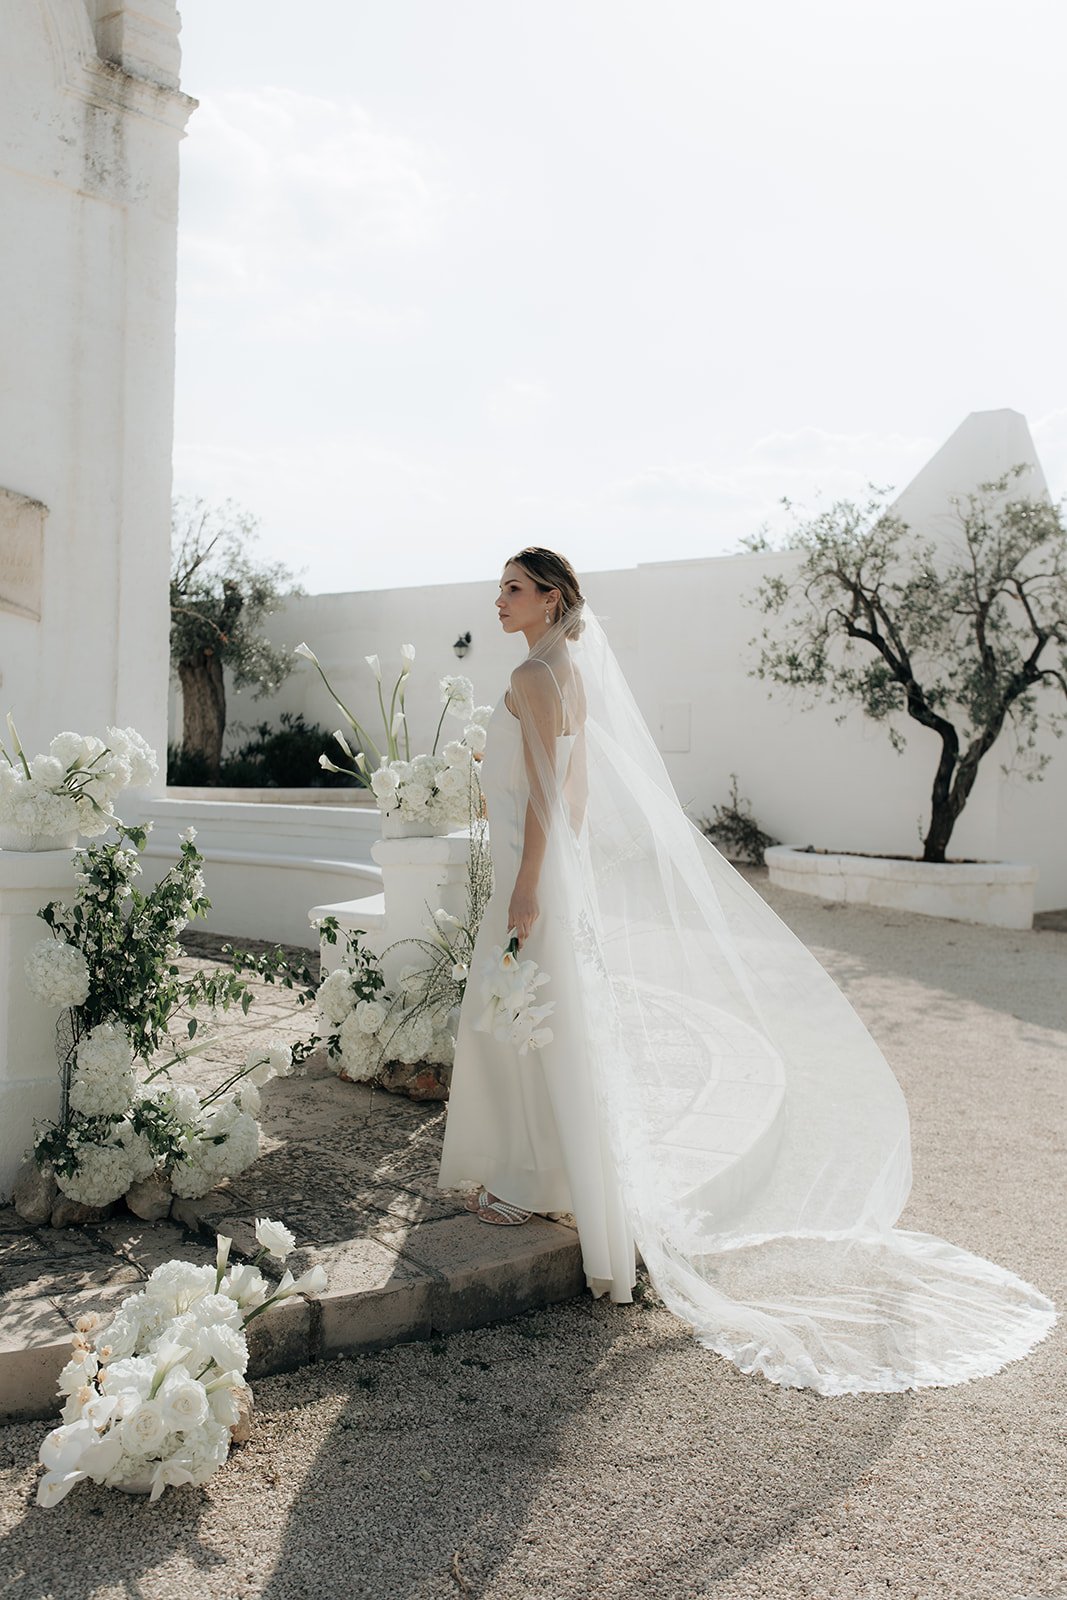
0,849 -> 80,1198
311,830 -> 474,992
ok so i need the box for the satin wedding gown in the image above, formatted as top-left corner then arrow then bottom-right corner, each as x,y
438,604 -> 1055,1393
437,661 -> 637,1302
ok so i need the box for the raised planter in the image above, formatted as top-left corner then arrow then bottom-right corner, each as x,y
765,846 -> 1037,930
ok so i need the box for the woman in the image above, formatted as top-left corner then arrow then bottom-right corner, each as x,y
438,547 -> 1056,1393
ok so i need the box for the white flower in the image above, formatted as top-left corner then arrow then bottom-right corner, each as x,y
319,753 -> 343,773
255,1217 -> 296,1260
294,642 -> 319,663
440,674 -> 474,709
157,1373 -> 209,1432
144,1261 -> 216,1318
235,1082 -> 261,1116
370,765 -> 400,798
400,643 -> 416,672
463,723 -> 487,754
333,729 -> 353,757
49,732 -> 93,768
105,727 -> 159,790
243,1037 -> 292,1087
365,654 -> 382,681
219,1264 -> 268,1311
24,939 -> 90,1008
119,1399 -> 169,1454
270,1263 -> 328,1301
391,709 -> 406,738
69,1021 -> 136,1117
317,967 -> 357,1026
180,825 -> 198,843
337,1013 -> 382,1082
195,1322 -> 248,1379
354,998 -> 388,1035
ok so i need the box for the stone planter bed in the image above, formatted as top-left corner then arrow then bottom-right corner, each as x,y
765,845 -> 1037,930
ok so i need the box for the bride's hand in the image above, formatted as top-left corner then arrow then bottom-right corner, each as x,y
508,874 -> 540,948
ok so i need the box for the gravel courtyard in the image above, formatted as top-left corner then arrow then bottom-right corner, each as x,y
0,873 -> 1062,1600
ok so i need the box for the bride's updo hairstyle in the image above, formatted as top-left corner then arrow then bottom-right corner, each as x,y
508,546 -> 585,637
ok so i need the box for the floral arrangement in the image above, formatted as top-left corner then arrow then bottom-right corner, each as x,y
314,793 -> 494,1094
0,719 -> 157,845
21,821 -> 318,1218
474,935 -> 556,1055
36,1219 -> 327,1505
315,921 -> 457,1087
294,641 -> 491,830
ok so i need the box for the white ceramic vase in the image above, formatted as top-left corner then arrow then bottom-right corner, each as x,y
0,826 -> 79,852
379,809 -> 453,840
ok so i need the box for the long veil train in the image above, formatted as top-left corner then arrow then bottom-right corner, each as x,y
506,599 -> 1055,1395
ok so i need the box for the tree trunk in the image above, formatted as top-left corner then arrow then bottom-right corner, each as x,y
923,748 -> 981,862
179,650 -> 226,778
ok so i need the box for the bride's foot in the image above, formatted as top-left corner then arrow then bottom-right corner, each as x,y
466,1187 -> 532,1226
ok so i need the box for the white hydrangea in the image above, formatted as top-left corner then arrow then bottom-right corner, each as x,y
243,1037 -> 293,1087
170,1100 -> 259,1199
104,727 -> 159,790
69,1022 -> 135,1117
24,939 -> 90,1008
384,1007 -> 435,1066
317,966 -> 357,1026
56,1120 -> 155,1207
337,1013 -> 383,1082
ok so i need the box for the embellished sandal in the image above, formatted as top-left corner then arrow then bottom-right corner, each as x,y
466,1187 -> 532,1226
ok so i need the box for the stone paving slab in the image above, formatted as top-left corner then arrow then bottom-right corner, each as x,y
0,941 -> 584,1423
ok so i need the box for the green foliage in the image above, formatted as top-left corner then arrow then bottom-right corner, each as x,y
170,497 -> 300,697
698,775 -> 779,865
167,714 -> 362,788
747,469 -> 1067,859
37,824 -> 322,1125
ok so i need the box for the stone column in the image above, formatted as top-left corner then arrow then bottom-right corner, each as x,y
0,851 -> 79,1197
314,833 -> 474,992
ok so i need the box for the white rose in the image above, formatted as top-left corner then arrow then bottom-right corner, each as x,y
157,1373 -> 209,1432
119,1400 -> 169,1454
354,998 -> 388,1035
255,1216 -> 296,1260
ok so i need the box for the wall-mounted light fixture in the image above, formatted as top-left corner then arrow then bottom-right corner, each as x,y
453,631 -> 472,658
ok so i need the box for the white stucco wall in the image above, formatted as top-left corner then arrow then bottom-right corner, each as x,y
0,0 -> 193,772
182,411 -> 1066,911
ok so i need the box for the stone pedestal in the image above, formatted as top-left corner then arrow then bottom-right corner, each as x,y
0,849 -> 79,1198
311,831 -> 473,992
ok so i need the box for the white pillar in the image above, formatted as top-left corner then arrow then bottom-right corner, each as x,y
313,833 -> 474,992
0,851 -> 79,1196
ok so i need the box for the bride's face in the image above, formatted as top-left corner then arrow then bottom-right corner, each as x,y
496,563 -> 556,633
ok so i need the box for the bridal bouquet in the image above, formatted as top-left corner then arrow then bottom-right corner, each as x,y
474,935 -> 555,1056
0,719 -> 158,845
294,642 -> 491,829
36,1220 -> 328,1505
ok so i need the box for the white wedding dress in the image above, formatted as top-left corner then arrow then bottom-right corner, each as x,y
437,662 -> 636,1302
438,605 -> 1056,1393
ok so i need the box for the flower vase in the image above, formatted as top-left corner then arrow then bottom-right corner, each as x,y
113,1471 -> 155,1496
379,810 -> 453,840
0,826 -> 79,852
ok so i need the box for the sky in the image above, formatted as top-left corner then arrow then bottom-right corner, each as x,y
172,1 -> 1067,595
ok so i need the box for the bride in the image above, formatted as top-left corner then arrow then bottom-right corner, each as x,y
437,546 -> 1056,1394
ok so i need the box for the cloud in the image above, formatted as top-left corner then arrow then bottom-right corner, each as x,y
487,378 -> 552,426
178,87 -> 449,339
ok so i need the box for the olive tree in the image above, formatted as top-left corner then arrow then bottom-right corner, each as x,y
170,498 -> 300,777
747,468 -> 1067,862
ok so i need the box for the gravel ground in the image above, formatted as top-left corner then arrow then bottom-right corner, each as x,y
0,877 -> 1063,1600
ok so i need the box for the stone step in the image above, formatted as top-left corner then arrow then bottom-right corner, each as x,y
0,1202 -> 584,1423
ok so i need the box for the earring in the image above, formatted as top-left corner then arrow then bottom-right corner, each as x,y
545,608 -> 551,623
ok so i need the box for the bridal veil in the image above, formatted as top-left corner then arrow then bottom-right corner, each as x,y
505,598 -> 1055,1395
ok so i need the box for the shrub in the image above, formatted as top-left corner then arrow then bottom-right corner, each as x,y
168,714 -> 362,788
697,775 -> 779,865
